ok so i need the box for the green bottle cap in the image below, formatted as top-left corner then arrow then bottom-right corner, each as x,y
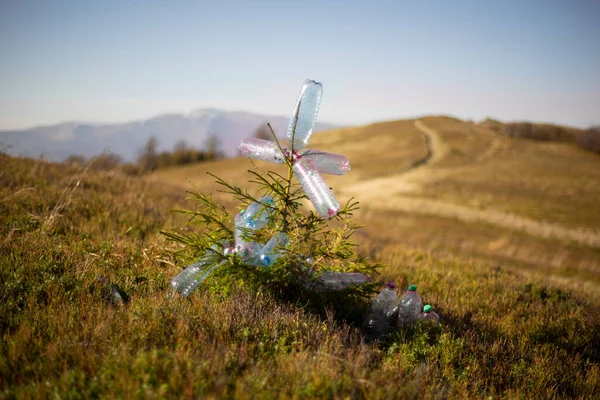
408,284 -> 417,291
423,304 -> 432,313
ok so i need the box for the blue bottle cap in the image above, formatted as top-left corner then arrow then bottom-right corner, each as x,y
260,254 -> 271,266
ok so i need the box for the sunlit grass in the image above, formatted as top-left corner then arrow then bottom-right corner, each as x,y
1,151 -> 599,398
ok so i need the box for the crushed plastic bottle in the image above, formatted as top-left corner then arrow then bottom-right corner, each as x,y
259,232 -> 289,266
300,150 -> 350,176
418,304 -> 440,324
287,79 -> 323,151
398,284 -> 423,326
363,282 -> 399,343
239,138 -> 286,164
292,157 -> 340,219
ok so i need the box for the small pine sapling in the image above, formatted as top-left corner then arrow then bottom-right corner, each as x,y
163,80 -> 381,323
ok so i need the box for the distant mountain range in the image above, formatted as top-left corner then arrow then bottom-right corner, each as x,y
0,109 -> 338,162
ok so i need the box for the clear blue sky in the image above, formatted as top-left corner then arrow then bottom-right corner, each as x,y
1,0 -> 599,130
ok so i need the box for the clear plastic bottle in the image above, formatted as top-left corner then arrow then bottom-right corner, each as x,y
372,282 -> 399,318
363,282 -> 399,343
363,312 -> 391,344
171,251 -> 213,293
239,138 -> 286,164
234,211 -> 246,249
300,150 -> 350,176
170,242 -> 234,297
287,79 -> 323,151
418,304 -> 440,324
397,284 -> 423,326
292,157 -> 340,219
243,196 -> 275,229
238,241 -> 264,267
259,232 -> 289,267
312,271 -> 370,291
171,255 -> 217,297
179,260 -> 226,297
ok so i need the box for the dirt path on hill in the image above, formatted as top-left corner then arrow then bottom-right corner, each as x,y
341,120 -> 600,248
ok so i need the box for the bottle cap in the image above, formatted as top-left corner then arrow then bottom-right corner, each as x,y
386,281 -> 395,289
408,284 -> 417,291
423,304 -> 432,313
260,254 -> 271,266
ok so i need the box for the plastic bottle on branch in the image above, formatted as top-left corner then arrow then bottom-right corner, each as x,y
239,138 -> 286,164
398,284 -> 423,326
179,260 -> 227,297
292,157 -> 340,219
171,251 -> 215,294
259,232 -> 289,266
238,241 -> 264,267
287,79 -> 323,151
300,151 -> 350,176
170,241 -> 234,297
418,304 -> 440,324
243,196 -> 276,229
170,245 -> 222,297
234,211 -> 249,250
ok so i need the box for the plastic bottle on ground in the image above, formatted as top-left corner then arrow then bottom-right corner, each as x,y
418,304 -> 440,324
363,282 -> 399,343
371,282 -> 399,318
397,284 -> 423,326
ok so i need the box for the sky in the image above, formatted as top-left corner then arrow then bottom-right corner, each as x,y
1,0 -> 599,130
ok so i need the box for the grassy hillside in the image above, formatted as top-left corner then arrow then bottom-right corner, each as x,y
2,114 -> 600,398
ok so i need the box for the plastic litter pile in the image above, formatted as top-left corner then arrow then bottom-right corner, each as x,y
363,282 -> 440,343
